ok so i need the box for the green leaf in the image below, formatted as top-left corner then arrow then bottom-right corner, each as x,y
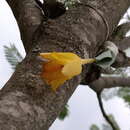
90,124 -> 100,130
58,104 -> 69,120
101,88 -> 119,101
123,95 -> 130,104
118,87 -> 130,106
4,44 -> 23,70
107,115 -> 120,130
64,0 -> 80,8
90,115 -> 120,130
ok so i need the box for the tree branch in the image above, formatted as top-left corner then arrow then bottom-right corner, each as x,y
112,50 -> 130,68
111,22 -> 130,42
90,76 -> 130,93
115,36 -> 130,50
96,93 -> 117,130
2,0 -> 130,129
6,0 -> 44,52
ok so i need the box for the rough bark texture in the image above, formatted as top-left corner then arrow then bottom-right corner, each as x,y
1,0 -> 130,129
115,36 -> 130,50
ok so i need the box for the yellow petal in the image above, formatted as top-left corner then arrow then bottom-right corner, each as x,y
62,60 -> 82,77
41,64 -> 68,90
49,78 -> 68,91
39,53 -> 50,58
44,61 -> 63,72
51,52 -> 81,61
42,68 -> 64,81
40,52 -> 81,65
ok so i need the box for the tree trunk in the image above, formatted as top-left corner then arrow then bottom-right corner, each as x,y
1,0 -> 130,129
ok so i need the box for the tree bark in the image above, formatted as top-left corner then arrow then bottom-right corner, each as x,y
1,0 -> 130,129
116,36 -> 130,50
90,76 -> 130,92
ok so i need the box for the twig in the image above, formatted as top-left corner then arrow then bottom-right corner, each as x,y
96,92 -> 117,130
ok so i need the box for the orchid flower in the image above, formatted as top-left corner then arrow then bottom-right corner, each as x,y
40,52 -> 95,90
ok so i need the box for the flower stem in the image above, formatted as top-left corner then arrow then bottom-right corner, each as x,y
81,58 -> 96,64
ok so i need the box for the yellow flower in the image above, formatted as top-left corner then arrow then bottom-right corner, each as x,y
40,52 -> 95,90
